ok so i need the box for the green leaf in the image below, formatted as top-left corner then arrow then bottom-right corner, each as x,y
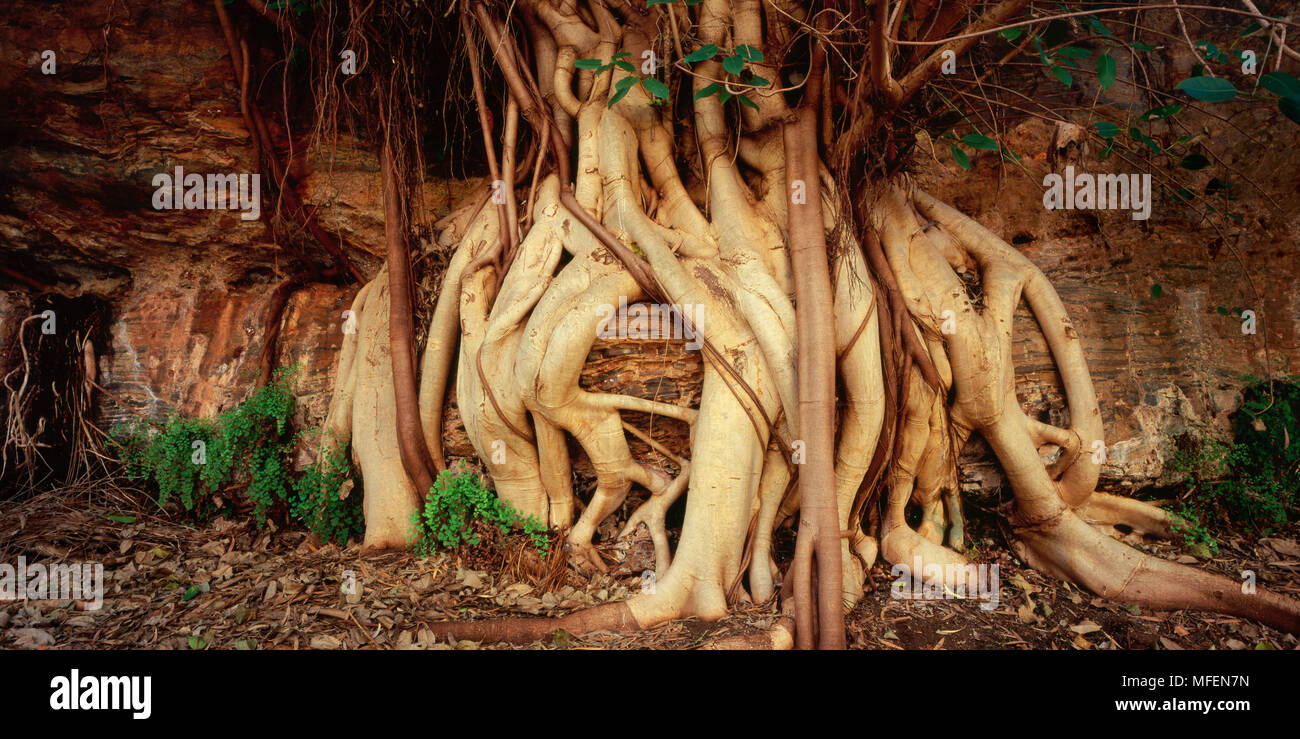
182,585 -> 200,602
1055,46 -> 1092,59
646,0 -> 674,6
187,635 -> 205,650
608,81 -> 634,107
1194,40 -> 1228,64
1129,42 -> 1157,52
641,76 -> 670,101
683,44 -> 719,64
738,95 -> 759,110
961,133 -> 999,151
1280,95 -> 1300,126
1093,121 -> 1120,139
1175,76 -> 1237,102
1173,187 -> 1195,202
1128,127 -> 1161,154
1206,177 -> 1236,197
1179,153 -> 1210,170
950,145 -> 971,170
719,89 -> 733,104
694,82 -> 721,100
1140,104 -> 1183,121
1151,284 -> 1163,299
1097,53 -> 1116,90
574,58 -> 604,70
1086,15 -> 1115,39
1050,65 -> 1072,87
748,75 -> 771,87
735,44 -> 764,63
614,60 -> 637,73
1260,72 -> 1300,98
1000,28 -> 1023,42
1216,306 -> 1229,315
722,54 -> 745,76
106,515 -> 137,524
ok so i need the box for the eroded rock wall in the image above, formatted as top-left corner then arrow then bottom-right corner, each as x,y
1,0 -> 1296,494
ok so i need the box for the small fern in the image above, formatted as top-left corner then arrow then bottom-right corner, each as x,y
409,468 -> 548,558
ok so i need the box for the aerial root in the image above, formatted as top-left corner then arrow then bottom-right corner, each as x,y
1013,512 -> 1300,634
425,602 -> 640,644
1076,492 -> 1174,540
700,616 -> 796,650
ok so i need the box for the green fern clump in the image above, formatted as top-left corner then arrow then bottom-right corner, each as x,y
111,415 -> 217,514
291,434 -> 364,545
1170,374 -> 1300,549
409,468 -> 548,558
110,367 -> 299,523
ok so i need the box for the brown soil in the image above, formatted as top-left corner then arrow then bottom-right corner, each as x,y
2,481 -> 1297,650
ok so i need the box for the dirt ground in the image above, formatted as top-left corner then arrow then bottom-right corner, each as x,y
2,481 -> 1298,651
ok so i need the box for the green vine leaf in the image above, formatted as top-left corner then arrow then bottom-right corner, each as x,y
1175,76 -> 1238,102
1055,46 -> 1092,59
1093,121 -> 1120,138
1141,104 -> 1183,121
608,75 -> 638,107
950,145 -> 972,170
1260,72 -> 1300,98
1280,96 -> 1300,126
683,44 -> 719,64
961,133 -> 999,151
735,44 -> 764,63
694,82 -> 721,100
1097,53 -> 1116,90
641,76 -> 670,101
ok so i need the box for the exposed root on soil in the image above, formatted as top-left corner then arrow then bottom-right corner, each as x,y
315,0 -> 1300,644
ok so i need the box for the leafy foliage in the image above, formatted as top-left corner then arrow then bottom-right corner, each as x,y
292,433 -> 365,545
409,468 -> 549,558
109,367 -> 363,543
1169,376 -> 1300,549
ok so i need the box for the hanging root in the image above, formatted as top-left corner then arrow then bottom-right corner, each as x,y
310,0 -> 1300,645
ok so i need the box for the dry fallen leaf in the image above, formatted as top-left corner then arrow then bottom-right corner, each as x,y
310,635 -> 342,650
1261,538 -> 1300,559
1159,636 -> 1184,650
1017,603 -> 1039,624
11,628 -> 55,649
1070,620 -> 1102,635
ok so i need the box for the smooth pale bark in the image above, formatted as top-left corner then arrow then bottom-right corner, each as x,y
316,0 -> 1300,644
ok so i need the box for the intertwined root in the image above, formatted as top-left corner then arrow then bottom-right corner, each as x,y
320,0 -> 1300,642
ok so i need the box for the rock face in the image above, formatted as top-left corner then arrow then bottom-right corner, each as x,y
1,0 -> 1297,495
